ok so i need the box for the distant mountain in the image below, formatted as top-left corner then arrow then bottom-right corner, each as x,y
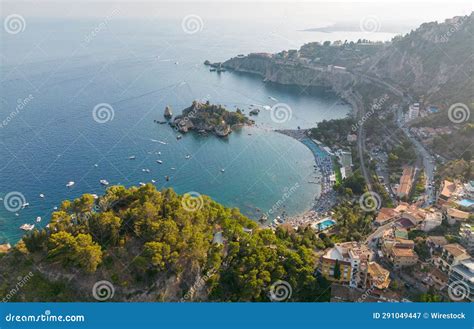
363,14 -> 474,106
223,13 -> 473,108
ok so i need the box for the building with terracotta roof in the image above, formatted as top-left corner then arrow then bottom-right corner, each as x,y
446,207 -> 469,225
381,229 -> 418,269
374,207 -> 399,226
434,243 -> 470,274
426,236 -> 448,256
437,180 -> 456,205
388,247 -> 418,268
365,262 -> 391,290
397,166 -> 414,198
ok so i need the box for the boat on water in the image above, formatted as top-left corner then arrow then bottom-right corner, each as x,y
22,202 -> 30,208
221,169 -> 225,173
156,160 -> 163,164
165,175 -> 170,181
39,193 -> 45,198
268,96 -> 278,101
36,216 -> 42,222
176,135 -> 182,140
20,223 -> 35,231
151,179 -> 156,183
170,167 -> 176,170
94,164 -> 98,167
66,181 -> 75,188
139,182 -> 146,187
100,179 -> 109,186
185,155 -> 191,159
262,105 -> 271,110
129,155 -> 136,160
142,168 -> 151,173
164,106 -> 173,119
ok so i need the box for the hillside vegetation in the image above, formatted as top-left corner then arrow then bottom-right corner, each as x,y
0,185 -> 330,302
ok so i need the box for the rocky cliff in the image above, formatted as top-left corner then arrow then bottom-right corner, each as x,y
222,13 -> 474,108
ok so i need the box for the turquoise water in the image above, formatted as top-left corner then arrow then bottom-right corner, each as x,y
318,219 -> 336,230
0,18 -> 354,243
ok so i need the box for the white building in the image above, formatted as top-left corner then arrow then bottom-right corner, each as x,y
449,258 -> 474,302
464,181 -> 474,200
407,103 -> 420,121
420,211 -> 443,232
460,224 -> 474,254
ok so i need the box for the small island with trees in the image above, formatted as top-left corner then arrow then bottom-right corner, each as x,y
171,101 -> 253,137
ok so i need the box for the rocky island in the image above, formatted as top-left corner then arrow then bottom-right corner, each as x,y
171,101 -> 253,137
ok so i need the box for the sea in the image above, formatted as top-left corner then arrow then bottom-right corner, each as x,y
0,16 -> 396,243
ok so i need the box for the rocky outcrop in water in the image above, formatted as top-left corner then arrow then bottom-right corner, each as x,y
171,101 -> 252,137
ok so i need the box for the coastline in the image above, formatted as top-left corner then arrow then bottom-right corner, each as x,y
274,129 -> 337,229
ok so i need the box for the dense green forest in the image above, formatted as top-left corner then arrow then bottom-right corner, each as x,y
0,184 -> 330,302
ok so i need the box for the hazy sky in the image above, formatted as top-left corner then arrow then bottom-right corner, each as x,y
1,1 -> 472,31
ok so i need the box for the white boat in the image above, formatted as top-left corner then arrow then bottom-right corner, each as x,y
53,206 -> 58,210
100,179 -> 109,186
129,155 -> 136,160
36,216 -> 42,222
171,167 -> 176,170
156,151 -> 161,155
185,155 -> 191,159
22,202 -> 30,208
262,105 -> 271,110
151,139 -> 167,145
268,96 -> 278,101
20,223 -> 35,231
66,181 -> 75,188
39,193 -> 45,198
139,182 -> 146,187
151,179 -> 156,183
156,160 -> 163,164
94,164 -> 98,167
91,194 -> 99,199
221,169 -> 225,173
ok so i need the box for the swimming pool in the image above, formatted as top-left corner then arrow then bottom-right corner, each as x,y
311,218 -> 336,231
